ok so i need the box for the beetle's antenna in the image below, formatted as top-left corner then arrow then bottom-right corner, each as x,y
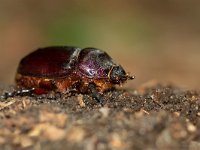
126,74 -> 135,80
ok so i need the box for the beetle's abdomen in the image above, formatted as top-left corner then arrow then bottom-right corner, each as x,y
17,47 -> 79,78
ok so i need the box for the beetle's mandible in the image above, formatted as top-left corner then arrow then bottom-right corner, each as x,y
2,46 -> 134,103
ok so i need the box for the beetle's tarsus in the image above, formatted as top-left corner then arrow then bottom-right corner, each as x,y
0,93 -> 9,99
88,83 -> 104,105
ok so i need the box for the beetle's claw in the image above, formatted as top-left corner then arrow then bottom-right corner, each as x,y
0,93 -> 8,99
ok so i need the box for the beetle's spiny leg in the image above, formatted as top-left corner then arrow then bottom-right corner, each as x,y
0,88 -> 35,100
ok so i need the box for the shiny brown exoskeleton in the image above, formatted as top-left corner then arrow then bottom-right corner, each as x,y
2,46 -> 134,103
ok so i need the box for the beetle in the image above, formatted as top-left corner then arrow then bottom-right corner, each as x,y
1,46 -> 134,103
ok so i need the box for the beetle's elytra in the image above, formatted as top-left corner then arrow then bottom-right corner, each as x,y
8,46 -> 134,103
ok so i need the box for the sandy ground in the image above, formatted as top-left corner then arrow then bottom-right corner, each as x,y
0,84 -> 200,150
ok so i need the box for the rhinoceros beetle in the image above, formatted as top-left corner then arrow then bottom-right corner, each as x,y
1,46 -> 134,103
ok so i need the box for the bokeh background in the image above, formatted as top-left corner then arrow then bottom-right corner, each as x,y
0,0 -> 200,90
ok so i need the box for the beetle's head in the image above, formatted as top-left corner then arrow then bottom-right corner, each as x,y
109,65 -> 134,84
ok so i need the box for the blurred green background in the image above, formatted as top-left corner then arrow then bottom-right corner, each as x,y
0,0 -> 200,89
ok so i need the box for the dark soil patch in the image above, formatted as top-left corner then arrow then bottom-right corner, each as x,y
0,84 -> 200,150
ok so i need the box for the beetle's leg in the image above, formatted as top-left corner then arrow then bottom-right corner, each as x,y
88,83 -> 104,105
0,88 -> 35,99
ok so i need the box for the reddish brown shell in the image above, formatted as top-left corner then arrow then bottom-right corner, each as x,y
17,46 -> 79,78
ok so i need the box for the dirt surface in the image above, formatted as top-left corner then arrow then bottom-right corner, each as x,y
0,84 -> 200,150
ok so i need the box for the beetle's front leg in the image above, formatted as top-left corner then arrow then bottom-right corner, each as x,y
88,83 -> 104,105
